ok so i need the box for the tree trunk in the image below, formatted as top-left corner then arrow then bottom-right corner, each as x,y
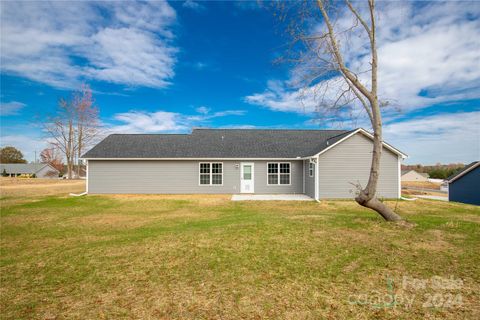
67,120 -> 74,179
77,123 -> 83,178
351,0 -> 402,222
355,100 -> 403,222
355,195 -> 402,221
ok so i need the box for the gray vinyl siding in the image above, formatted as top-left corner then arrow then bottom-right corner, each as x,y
304,159 -> 315,198
88,160 -> 303,194
317,133 -> 400,199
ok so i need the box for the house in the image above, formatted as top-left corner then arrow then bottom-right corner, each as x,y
81,128 -> 407,200
401,170 -> 429,182
447,161 -> 479,205
0,163 -> 60,178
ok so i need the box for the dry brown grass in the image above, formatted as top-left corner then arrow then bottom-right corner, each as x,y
105,193 -> 231,206
0,178 -> 85,199
402,189 -> 448,197
402,181 -> 441,189
1,180 -> 479,319
0,177 -> 77,186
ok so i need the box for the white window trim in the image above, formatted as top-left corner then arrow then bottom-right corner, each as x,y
267,162 -> 291,186
198,162 -> 224,186
309,162 -> 314,177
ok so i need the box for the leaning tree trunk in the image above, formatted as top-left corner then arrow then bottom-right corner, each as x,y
352,0 -> 402,222
355,101 -> 403,222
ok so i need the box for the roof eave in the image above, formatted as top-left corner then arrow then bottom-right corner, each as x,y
310,128 -> 408,159
448,162 -> 480,183
81,157 -> 309,160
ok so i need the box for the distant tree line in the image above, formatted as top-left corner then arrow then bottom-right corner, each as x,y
402,163 -> 465,179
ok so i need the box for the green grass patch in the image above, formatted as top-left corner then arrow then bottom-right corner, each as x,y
1,194 -> 479,319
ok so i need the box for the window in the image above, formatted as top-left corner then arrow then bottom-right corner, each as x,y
199,163 -> 223,185
309,162 -> 315,177
267,163 -> 290,185
243,165 -> 252,180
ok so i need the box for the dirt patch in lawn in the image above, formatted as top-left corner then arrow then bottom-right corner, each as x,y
74,214 -> 155,228
412,229 -> 457,252
105,194 -> 231,205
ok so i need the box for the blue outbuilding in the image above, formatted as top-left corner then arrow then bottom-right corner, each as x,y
448,161 -> 479,206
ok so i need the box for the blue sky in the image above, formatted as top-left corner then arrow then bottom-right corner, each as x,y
0,0 -> 479,164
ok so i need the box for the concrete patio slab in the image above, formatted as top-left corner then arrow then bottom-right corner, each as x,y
231,194 -> 314,201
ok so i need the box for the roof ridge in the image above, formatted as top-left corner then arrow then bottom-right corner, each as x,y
192,128 -> 348,131
325,129 -> 357,141
108,133 -> 190,136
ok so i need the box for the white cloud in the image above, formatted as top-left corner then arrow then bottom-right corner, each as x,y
196,106 -> 211,114
111,111 -> 189,133
107,107 -> 247,134
0,1 -> 177,89
384,111 -> 480,164
246,1 -> 480,114
84,27 -> 176,87
245,78 -> 351,113
183,1 -> 206,12
210,110 -> 246,117
0,101 -> 26,116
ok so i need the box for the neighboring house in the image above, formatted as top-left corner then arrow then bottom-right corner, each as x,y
401,170 -> 429,182
0,163 -> 60,178
81,128 -> 407,200
447,161 -> 479,205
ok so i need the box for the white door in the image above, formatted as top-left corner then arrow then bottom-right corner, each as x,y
240,163 -> 254,193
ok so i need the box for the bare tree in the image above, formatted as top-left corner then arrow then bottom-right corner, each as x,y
73,85 -> 98,178
278,0 -> 403,221
43,85 -> 99,179
40,147 -> 64,173
44,98 -> 76,179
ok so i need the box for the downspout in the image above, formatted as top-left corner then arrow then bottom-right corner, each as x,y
303,160 -> 305,195
315,155 -> 320,202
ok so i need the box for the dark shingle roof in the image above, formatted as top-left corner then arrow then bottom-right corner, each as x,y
82,129 -> 353,159
447,161 -> 480,183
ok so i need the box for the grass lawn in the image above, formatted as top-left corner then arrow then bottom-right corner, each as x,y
1,180 -> 479,319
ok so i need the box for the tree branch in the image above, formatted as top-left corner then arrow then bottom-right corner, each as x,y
316,0 -> 373,102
